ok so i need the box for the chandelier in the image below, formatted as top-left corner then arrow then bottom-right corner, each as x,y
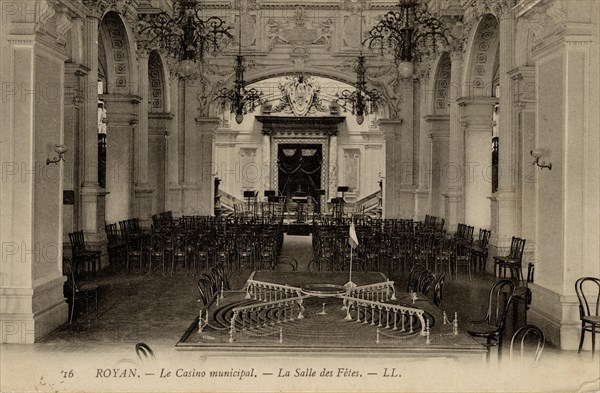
335,56 -> 381,125
364,0 -> 449,78
335,1 -> 381,125
215,10 -> 264,124
138,0 -> 232,78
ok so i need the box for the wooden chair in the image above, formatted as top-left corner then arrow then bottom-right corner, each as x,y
105,223 -> 127,271
575,277 -> 600,358
510,263 -> 535,330
68,231 -> 101,274
433,237 -> 455,278
494,237 -> 526,281
454,226 -> 474,280
63,258 -> 99,323
272,256 -> 298,271
509,325 -> 545,366
467,279 -> 515,362
470,229 -> 491,272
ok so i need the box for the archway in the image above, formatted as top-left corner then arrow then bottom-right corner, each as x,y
461,14 -> 500,231
148,50 -> 170,215
98,11 -> 136,225
428,52 -> 451,218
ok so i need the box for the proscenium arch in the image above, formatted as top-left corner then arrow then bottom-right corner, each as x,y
209,65 -> 392,118
462,14 -> 500,98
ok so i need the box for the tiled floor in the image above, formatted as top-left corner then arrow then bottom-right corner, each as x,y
1,234 -> 598,392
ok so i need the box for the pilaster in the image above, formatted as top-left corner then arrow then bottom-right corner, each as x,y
458,97 -> 497,232
0,6 -> 71,342
80,16 -> 103,240
425,115 -> 450,218
133,49 -> 153,227
443,50 -> 465,230
380,119 -> 406,218
196,117 -> 220,216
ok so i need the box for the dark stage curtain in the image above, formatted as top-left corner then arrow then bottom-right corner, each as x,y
277,144 -> 322,201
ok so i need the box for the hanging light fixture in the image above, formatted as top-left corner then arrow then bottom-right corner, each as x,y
335,1 -> 381,125
364,0 -> 449,78
138,0 -> 232,78
215,7 -> 264,124
335,56 -> 381,125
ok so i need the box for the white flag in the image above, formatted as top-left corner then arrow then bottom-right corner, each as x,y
348,221 -> 359,249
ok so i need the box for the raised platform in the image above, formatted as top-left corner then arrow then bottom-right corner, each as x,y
177,271 -> 486,359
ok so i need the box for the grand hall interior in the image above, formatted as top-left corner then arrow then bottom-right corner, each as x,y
1,0 -> 599,392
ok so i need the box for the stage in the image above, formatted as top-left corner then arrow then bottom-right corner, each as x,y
177,271 -> 486,360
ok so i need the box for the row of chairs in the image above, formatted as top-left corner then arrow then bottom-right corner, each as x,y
407,264 -> 446,306
106,215 -> 285,275
310,218 -> 491,280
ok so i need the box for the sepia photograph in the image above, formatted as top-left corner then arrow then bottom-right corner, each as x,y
0,0 -> 599,392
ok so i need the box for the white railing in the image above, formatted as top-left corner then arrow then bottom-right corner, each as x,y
228,296 -> 310,341
245,279 -> 303,301
341,296 -> 427,336
219,190 -> 244,214
346,280 -> 397,302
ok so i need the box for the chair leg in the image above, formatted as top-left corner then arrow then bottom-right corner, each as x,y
69,291 -> 75,324
592,324 -> 596,359
95,291 -> 99,319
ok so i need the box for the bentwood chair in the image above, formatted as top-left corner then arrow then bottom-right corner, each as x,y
431,273 -> 447,306
509,325 -> 545,366
575,277 -> 600,358
467,279 -> 515,362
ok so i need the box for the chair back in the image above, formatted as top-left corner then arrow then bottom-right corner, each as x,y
509,325 -> 545,366
575,277 -> 600,320
481,229 -> 491,247
508,237 -> 526,260
486,279 -> 515,329
418,270 -> 436,295
407,264 -> 427,292
432,273 -> 446,306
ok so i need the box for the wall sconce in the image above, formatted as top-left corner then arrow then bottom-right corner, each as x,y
530,148 -> 552,170
46,144 -> 67,165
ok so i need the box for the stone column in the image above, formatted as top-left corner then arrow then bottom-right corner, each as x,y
63,64 -> 87,245
458,98 -> 497,233
328,135 -> 338,210
102,95 -> 140,224
181,78 -> 200,215
528,0 -> 600,349
133,49 -> 153,227
414,73 -> 432,221
80,16 -> 104,243
167,75 -> 183,216
380,119 -> 403,218
196,117 -> 219,216
509,67 -> 537,263
490,5 -> 519,253
0,9 -> 70,342
443,50 -> 465,230
425,115 -> 450,218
